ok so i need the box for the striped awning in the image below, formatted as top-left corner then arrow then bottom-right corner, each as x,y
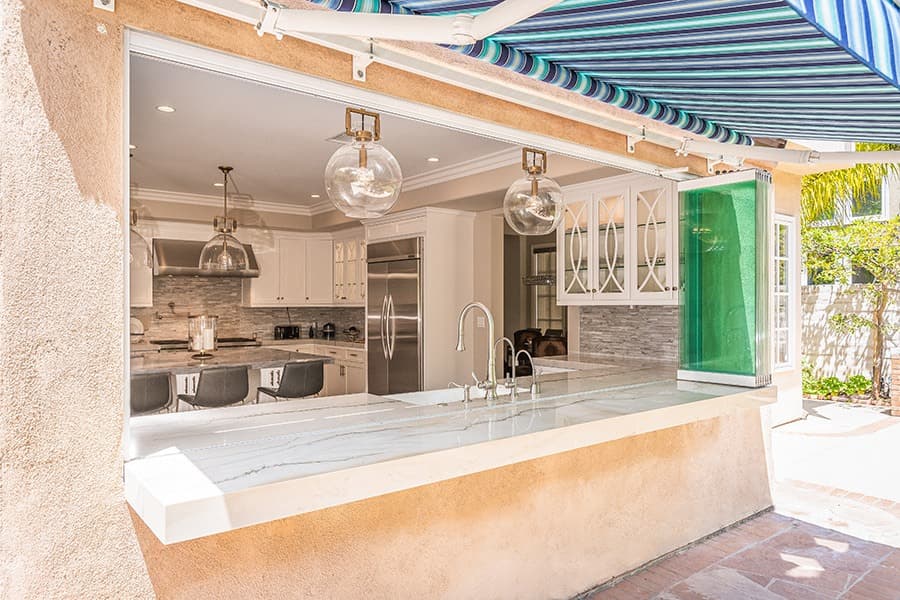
308,0 -> 900,146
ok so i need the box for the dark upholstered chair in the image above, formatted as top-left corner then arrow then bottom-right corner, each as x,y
257,361 -> 324,403
130,372 -> 172,416
177,366 -> 249,409
533,336 -> 568,357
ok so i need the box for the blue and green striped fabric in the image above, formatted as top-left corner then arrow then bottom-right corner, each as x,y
309,0 -> 900,145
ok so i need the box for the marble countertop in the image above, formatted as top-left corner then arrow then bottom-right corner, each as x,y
262,338 -> 365,349
124,362 -> 775,544
131,348 -> 332,375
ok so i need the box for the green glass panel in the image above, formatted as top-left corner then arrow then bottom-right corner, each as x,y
680,177 -> 768,377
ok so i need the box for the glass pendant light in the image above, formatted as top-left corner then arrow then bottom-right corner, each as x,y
503,148 -> 564,236
199,166 -> 249,273
129,209 -> 152,267
324,107 -> 402,219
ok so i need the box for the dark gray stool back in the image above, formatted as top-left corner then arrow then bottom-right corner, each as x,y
259,361 -> 324,401
183,366 -> 249,408
131,373 -> 172,415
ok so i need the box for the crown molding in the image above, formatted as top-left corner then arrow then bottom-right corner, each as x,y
130,187 -> 335,217
131,148 -> 521,218
402,148 -> 521,192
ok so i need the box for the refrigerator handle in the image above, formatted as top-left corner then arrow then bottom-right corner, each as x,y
387,294 -> 396,360
380,294 -> 389,360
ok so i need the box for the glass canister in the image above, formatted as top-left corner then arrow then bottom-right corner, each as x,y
188,314 -> 218,360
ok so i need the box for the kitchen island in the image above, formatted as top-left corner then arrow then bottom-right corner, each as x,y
130,347 -> 333,376
125,355 -> 774,545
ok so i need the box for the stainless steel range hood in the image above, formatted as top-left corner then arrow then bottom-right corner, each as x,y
152,238 -> 260,277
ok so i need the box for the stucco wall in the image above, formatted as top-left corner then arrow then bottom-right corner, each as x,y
802,284 -> 900,382
1,1 -> 774,597
0,1 -> 154,597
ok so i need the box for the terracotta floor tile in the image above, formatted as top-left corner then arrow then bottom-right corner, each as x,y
626,565 -> 683,594
596,579 -> 656,599
881,551 -> 900,571
663,567 -> 785,600
841,578 -> 900,600
856,564 -> 900,589
767,579 -> 835,600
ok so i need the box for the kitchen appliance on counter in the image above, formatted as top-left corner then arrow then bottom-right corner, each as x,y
344,326 -> 360,342
188,314 -> 218,360
274,325 -> 300,340
321,322 -> 336,340
367,237 -> 423,394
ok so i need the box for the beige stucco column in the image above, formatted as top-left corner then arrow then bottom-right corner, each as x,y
0,1 -> 154,596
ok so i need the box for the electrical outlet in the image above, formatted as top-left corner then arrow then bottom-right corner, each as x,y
476,316 -> 486,328
94,0 -> 114,12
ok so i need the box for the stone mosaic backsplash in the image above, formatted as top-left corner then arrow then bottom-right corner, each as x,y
131,276 -> 365,342
579,305 -> 678,363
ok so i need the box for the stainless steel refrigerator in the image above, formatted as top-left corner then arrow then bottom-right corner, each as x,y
367,237 -> 423,394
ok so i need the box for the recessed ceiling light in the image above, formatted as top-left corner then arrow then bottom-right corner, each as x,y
129,144 -> 136,150
156,105 -> 176,113
311,194 -> 321,199
427,157 -> 440,162
213,182 -> 224,187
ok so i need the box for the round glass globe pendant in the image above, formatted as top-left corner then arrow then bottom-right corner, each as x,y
503,148 -> 564,236
199,166 -> 249,273
324,108 -> 402,219
129,209 -> 152,268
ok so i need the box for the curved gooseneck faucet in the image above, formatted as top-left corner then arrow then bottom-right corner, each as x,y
456,302 -> 497,400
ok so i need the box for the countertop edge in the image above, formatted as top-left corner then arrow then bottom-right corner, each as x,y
124,386 -> 776,544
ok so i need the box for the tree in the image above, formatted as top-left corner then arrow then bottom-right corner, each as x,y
802,218 -> 900,401
801,142 -> 900,223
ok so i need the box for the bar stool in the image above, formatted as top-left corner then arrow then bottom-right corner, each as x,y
178,366 -> 249,409
130,372 -> 173,416
257,361 -> 324,403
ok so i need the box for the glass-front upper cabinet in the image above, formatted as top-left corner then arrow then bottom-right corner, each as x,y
594,185 -> 628,299
631,179 -> 676,300
557,193 -> 593,302
557,174 -> 677,306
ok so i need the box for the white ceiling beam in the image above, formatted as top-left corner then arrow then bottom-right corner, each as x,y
272,9 -> 477,45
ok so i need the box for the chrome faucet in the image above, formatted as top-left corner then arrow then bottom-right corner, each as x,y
515,349 -> 541,396
494,336 -> 517,399
455,302 -> 497,401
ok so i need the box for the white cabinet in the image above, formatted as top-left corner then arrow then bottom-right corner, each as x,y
259,367 -> 283,390
318,345 -> 367,396
557,174 -> 677,306
174,373 -> 199,396
333,235 -> 366,305
243,233 -> 334,307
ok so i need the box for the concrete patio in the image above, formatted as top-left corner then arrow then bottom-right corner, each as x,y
581,401 -> 900,599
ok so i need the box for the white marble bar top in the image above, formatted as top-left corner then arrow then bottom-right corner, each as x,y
130,348 -> 332,375
125,362 -> 775,544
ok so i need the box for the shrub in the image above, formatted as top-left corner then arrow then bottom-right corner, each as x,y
841,375 -> 872,396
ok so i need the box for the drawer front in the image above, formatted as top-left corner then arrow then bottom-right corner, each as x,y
344,348 -> 365,363
316,346 -> 347,361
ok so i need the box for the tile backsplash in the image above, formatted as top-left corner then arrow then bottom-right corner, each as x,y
579,305 -> 678,363
131,276 -> 364,342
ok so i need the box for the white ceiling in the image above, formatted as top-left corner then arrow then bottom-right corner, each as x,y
129,55 -> 516,209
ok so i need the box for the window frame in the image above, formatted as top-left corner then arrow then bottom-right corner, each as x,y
773,214 -> 797,372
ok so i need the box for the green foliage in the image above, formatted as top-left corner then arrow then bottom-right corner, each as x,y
802,217 -> 900,291
843,375 -> 873,396
802,217 -> 899,399
802,369 -> 872,399
801,142 -> 900,223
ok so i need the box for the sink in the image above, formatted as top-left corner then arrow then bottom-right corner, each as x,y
388,384 -> 528,406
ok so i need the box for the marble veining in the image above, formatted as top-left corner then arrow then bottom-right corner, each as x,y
124,355 -> 775,544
